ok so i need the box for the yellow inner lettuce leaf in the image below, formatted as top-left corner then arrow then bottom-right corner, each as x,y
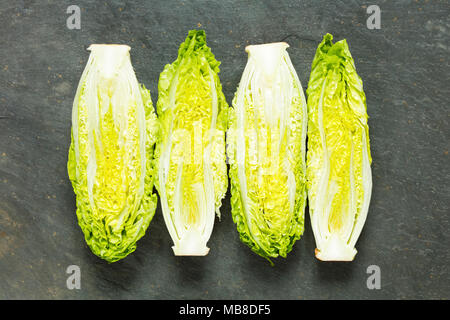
166,61 -> 212,227
92,98 -> 141,231
322,84 -> 364,233
243,92 -> 292,238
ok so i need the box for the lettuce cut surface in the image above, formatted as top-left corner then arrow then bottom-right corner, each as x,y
68,44 -> 159,262
155,30 -> 228,256
306,34 -> 372,261
227,42 -> 308,263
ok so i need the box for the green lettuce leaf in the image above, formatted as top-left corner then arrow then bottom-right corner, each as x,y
155,30 -> 228,256
306,34 -> 372,261
227,42 -> 308,264
67,44 -> 159,262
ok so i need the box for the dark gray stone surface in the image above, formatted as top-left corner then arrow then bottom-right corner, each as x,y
0,0 -> 448,299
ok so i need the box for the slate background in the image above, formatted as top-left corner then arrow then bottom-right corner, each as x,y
0,0 -> 448,300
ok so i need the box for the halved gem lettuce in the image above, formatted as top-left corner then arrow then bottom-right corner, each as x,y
67,44 -> 159,262
227,42 -> 308,263
155,30 -> 228,256
306,34 -> 372,261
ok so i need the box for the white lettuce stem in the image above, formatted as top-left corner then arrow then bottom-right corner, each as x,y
315,234 -> 357,261
172,230 -> 210,256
